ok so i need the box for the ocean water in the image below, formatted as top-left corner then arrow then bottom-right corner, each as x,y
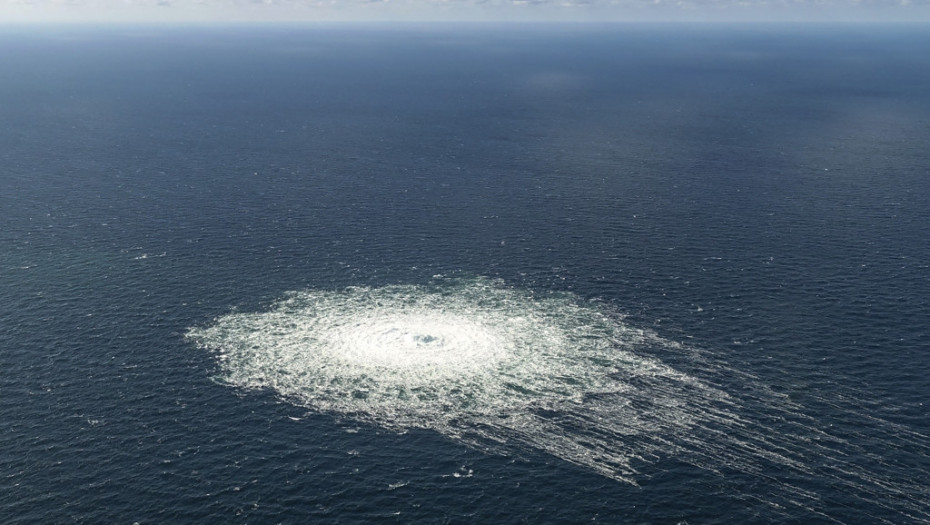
2,24 -> 929,523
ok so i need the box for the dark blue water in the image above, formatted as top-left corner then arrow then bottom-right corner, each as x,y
2,24 -> 929,523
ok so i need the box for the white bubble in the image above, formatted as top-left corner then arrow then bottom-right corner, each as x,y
187,277 -> 722,482
187,277 -> 930,522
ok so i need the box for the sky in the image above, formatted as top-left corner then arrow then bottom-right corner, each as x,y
1,0 -> 929,24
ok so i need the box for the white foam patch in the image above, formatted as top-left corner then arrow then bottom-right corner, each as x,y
188,277 -> 930,522
187,277 -> 723,482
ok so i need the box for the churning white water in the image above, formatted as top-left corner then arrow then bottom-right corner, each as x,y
187,277 -> 930,521
187,277 -> 731,482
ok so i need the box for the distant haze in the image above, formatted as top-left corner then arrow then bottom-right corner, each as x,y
3,0 -> 930,23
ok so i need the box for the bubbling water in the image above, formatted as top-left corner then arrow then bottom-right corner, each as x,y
319,311 -> 508,373
187,277 -> 722,481
188,277 -> 930,521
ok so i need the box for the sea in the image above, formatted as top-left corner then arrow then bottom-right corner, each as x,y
1,23 -> 929,524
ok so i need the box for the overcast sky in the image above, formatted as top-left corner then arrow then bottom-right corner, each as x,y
2,0 -> 929,23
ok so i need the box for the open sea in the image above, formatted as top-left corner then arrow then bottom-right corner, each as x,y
2,24 -> 929,523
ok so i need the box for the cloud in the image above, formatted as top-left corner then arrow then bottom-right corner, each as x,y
2,0 -> 929,22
